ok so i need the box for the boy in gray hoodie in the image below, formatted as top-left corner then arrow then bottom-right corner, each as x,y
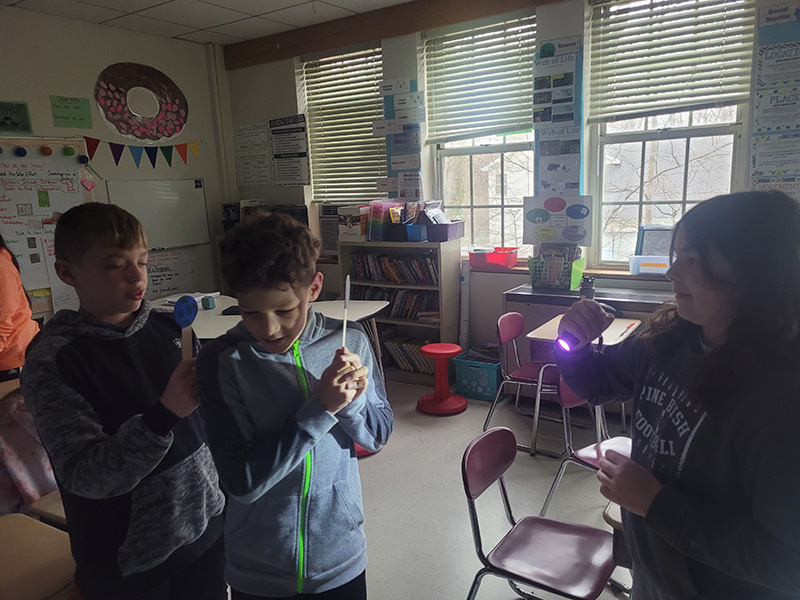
197,212 -> 393,599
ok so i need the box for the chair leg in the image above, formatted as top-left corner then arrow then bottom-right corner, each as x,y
539,457 -> 571,517
530,384 -> 542,456
466,568 -> 490,600
483,383 -> 507,432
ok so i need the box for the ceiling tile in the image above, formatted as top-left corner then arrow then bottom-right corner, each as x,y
209,16 -> 293,38
199,0 -> 302,16
103,13 -> 194,36
324,0 -> 412,13
263,0 -> 354,27
139,0 -> 248,29
14,0 -> 125,21
177,29 -> 243,44
75,0 -> 167,11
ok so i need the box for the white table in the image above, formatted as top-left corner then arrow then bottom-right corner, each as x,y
526,315 -> 641,443
183,295 -> 390,374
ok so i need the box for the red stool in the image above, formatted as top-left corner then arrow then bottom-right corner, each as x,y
417,343 -> 467,415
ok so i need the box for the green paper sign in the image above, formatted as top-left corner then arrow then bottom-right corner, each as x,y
38,190 -> 50,208
50,95 -> 93,129
0,101 -> 33,135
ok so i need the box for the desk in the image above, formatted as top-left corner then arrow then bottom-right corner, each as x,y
185,295 -> 390,374
527,315 -> 640,441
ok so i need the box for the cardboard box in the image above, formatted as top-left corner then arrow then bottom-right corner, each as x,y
338,205 -> 369,241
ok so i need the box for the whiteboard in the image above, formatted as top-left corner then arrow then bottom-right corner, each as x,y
0,137 -> 90,298
107,179 -> 209,250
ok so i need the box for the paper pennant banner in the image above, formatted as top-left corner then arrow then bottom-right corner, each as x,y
175,143 -> 188,165
159,145 -> 173,167
144,146 -> 159,168
129,146 -> 143,168
188,141 -> 200,160
84,136 -> 101,160
109,143 -> 125,166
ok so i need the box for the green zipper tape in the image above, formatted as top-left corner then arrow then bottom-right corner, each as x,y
292,339 -> 311,594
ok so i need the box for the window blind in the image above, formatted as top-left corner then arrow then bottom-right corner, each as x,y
424,14 -> 536,144
588,0 -> 755,124
303,47 -> 386,202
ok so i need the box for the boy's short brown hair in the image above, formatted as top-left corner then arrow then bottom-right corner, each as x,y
54,202 -> 147,261
221,211 -> 321,293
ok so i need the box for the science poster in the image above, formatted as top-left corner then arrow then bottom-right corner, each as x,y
523,195 -> 593,245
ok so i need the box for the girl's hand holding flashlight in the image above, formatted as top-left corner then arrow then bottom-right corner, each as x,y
556,299 -> 615,352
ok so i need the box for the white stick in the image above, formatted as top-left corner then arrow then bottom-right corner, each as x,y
342,275 -> 350,349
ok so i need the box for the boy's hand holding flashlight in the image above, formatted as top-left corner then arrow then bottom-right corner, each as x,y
556,299 -> 615,352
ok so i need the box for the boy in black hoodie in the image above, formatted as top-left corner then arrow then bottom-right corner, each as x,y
22,203 -> 226,600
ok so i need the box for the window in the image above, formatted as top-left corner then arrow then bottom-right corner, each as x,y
600,107 -> 740,261
301,47 -> 386,202
424,13 -> 536,252
588,0 -> 755,263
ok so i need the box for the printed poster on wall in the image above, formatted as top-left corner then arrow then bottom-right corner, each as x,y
523,195 -> 593,245
751,2 -> 800,194
533,53 -> 577,128
234,123 -> 272,186
538,125 -> 581,195
270,114 -> 310,186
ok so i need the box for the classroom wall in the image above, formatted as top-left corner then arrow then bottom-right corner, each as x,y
1,6 -> 228,295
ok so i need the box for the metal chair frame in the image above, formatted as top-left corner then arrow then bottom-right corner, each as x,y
462,427 -> 617,600
539,379 -> 632,518
483,312 -> 576,456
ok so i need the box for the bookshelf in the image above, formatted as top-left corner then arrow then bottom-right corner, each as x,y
338,239 -> 461,381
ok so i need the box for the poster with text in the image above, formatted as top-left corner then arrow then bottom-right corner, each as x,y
538,125 -> 581,194
234,123 -> 272,186
270,114 -> 310,186
523,195 -> 593,245
533,53 -> 577,128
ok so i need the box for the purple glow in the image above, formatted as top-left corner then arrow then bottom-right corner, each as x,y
557,338 -> 571,352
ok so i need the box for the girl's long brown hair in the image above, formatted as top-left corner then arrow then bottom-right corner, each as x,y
638,190 -> 800,408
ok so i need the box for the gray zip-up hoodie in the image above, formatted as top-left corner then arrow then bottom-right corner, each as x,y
197,306 -> 393,596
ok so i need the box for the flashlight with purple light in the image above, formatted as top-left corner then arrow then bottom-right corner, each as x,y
555,302 -> 617,352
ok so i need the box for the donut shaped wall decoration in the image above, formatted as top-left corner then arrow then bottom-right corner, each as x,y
94,62 -> 188,141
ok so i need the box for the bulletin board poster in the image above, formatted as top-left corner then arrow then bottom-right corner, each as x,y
523,195 -> 593,245
532,38 -> 581,130
145,248 -> 192,300
751,2 -> 800,193
0,138 -> 90,308
234,122 -> 272,187
269,114 -> 310,186
537,125 -> 581,195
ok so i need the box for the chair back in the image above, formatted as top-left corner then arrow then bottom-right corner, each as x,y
462,427 -> 517,500
558,378 -> 586,409
496,312 -> 525,377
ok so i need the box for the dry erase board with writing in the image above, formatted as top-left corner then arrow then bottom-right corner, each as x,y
106,179 -> 209,250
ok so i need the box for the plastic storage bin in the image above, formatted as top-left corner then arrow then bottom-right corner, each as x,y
427,220 -> 465,242
629,255 -> 669,275
388,223 -> 428,241
454,345 -> 502,401
469,247 -> 518,271
529,257 -> 585,290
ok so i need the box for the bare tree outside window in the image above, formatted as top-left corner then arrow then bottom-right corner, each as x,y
600,107 -> 738,261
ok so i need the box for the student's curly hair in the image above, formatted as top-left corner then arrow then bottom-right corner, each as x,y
640,190 -> 800,407
220,211 -> 321,293
54,202 -> 147,261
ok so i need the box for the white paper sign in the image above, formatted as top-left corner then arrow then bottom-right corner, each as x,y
523,195 -> 593,245
372,119 -> 404,136
234,123 -> 272,186
394,91 -> 425,110
376,177 -> 398,192
380,78 -> 410,96
146,249 -> 193,300
390,153 -> 421,170
395,107 -> 426,124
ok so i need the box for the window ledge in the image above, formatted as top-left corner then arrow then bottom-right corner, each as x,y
468,263 -> 668,283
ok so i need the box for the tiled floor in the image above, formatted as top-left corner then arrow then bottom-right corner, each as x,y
359,379 -> 632,600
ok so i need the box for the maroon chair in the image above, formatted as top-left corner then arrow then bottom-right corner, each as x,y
539,379 -> 632,517
462,427 -> 616,600
483,312 -> 561,455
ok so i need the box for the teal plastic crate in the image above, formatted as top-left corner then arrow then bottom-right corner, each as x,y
454,345 -> 502,402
